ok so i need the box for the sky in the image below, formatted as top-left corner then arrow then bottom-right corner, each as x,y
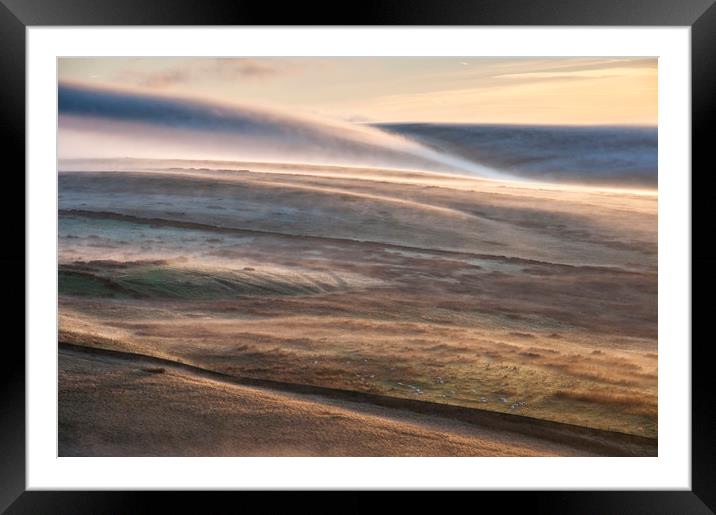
58,57 -> 657,126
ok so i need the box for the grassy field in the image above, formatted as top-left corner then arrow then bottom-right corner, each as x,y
59,161 -> 658,442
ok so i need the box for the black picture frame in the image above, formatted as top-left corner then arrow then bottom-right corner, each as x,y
2,0 -> 714,512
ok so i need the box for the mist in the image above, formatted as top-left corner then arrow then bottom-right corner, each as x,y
58,83 -> 509,179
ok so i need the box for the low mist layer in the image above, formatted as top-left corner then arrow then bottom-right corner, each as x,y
59,84 -> 656,187
59,83 -> 507,179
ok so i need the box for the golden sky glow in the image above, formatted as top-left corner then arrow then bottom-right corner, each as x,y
59,57 -> 657,125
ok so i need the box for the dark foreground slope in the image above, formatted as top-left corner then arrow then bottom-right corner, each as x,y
59,344 -> 656,457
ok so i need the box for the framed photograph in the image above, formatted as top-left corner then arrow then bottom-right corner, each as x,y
4,0 -> 714,511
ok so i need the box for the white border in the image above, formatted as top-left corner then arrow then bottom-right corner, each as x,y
27,27 -> 690,490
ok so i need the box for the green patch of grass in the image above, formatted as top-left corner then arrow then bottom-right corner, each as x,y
58,270 -> 134,298
59,262 -> 327,300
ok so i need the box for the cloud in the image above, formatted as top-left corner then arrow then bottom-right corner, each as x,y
115,58 -> 282,89
139,69 -> 193,88
489,58 -> 655,84
205,58 -> 278,79
441,58 -> 656,90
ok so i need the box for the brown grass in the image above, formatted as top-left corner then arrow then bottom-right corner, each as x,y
553,390 -> 656,417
